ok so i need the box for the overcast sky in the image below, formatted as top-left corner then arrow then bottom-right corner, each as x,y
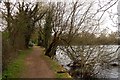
117,0 -> 120,31
0,0 -> 119,33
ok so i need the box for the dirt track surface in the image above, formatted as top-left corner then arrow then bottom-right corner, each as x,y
21,46 -> 55,78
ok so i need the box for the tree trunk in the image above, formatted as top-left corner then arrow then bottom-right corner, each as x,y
45,37 -> 58,58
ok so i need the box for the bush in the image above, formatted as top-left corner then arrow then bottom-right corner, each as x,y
59,45 -> 117,78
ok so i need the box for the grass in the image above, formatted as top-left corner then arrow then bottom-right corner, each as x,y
2,48 -> 32,79
50,61 -> 71,78
42,50 -> 72,78
2,46 -> 71,79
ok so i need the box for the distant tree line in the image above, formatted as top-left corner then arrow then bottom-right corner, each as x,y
67,31 -> 119,45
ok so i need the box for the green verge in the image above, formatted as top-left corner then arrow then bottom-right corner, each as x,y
42,50 -> 72,78
2,48 -> 32,79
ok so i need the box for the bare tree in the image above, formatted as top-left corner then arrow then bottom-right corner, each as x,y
1,1 -> 47,70
44,0 -> 119,78
58,45 -> 118,78
1,1 -> 47,49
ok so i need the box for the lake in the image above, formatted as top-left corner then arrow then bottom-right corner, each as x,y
55,45 -> 120,79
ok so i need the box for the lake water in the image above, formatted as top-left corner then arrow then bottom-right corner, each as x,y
55,45 -> 120,79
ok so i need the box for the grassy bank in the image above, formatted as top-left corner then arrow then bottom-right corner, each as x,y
49,59 -> 72,78
42,49 -> 71,78
2,48 -> 32,79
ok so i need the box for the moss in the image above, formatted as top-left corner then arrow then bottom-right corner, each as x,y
2,48 -> 32,79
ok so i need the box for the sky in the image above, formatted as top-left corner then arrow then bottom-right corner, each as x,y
0,0 -> 119,33
92,0 -> 118,33
117,0 -> 120,32
103,1 -> 118,33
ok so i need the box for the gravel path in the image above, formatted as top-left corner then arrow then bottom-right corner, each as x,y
21,46 -> 55,78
